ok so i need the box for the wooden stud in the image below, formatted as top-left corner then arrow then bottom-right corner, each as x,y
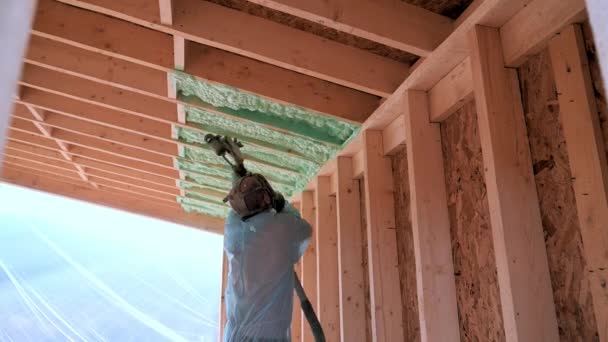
469,25 -> 559,341
361,130 -> 404,342
0,0 -> 36,158
314,176 -> 340,341
586,0 -> 608,87
243,0 -> 453,56
300,190 -> 317,342
158,0 -> 173,26
403,90 -> 460,342
500,0 -> 587,67
1,167 -> 225,232
54,0 -> 409,97
351,150 -> 365,179
335,157 -> 366,342
549,24 -> 608,341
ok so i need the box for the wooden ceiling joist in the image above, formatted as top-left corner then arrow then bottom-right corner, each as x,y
244,0 -> 453,57
52,0 -> 409,97
5,140 -> 226,200
33,0 -> 379,121
1,166 -> 225,232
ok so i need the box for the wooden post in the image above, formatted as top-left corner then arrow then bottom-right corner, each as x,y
404,90 -> 460,342
300,190 -> 317,342
468,25 -> 559,341
314,176 -> 340,341
335,156 -> 367,342
361,130 -> 404,342
158,0 -> 173,25
0,0 -> 37,160
586,0 -> 608,87
218,253 -> 228,342
549,24 -> 608,341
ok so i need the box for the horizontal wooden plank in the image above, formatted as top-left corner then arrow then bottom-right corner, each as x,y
54,0 -> 409,96
33,0 -> 380,121
244,0 -> 453,56
1,166 -> 225,233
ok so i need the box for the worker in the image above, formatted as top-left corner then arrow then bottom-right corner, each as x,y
220,137 -> 312,342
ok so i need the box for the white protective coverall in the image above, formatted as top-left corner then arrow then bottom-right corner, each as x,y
223,203 -> 312,342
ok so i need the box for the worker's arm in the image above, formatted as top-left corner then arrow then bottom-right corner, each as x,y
281,204 -> 312,263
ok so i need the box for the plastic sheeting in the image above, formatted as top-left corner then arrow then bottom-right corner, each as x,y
0,183 -> 224,341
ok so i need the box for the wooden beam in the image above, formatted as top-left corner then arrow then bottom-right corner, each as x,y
8,127 -> 180,180
314,176 -> 340,341
244,0 -> 453,56
300,190 -> 317,342
500,0 -> 587,67
10,117 -> 175,169
403,90 -> 459,342
5,140 -> 226,199
352,150 -> 364,179
382,114 -> 406,155
54,0 -> 409,97
335,157 -> 366,342
361,130 -> 403,342
1,167 -> 225,232
0,0 -> 37,158
158,0 -> 173,25
549,24 -> 608,341
586,0 -> 608,87
469,25 -> 558,341
429,57 -> 474,122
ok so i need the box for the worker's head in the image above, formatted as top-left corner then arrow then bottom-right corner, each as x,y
224,174 -> 274,219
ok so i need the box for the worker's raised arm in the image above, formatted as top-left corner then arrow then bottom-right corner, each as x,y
279,202 -> 312,264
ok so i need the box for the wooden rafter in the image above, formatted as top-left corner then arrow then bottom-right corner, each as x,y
1,166 -> 225,232
52,0 -> 409,97
31,1 -> 379,122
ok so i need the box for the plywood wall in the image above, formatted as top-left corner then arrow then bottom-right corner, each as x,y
390,149 -> 420,342
440,101 -> 506,342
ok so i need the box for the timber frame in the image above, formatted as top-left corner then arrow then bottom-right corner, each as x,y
2,0 -> 608,341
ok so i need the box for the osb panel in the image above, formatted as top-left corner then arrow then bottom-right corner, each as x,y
440,101 -> 506,342
518,48 -> 599,341
390,148 -> 421,342
205,0 -> 417,64
581,22 -> 608,162
403,0 -> 473,19
359,179 -> 372,342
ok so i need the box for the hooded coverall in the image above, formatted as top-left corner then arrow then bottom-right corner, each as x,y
223,203 -> 312,342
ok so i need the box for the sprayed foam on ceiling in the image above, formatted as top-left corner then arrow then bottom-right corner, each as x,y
170,71 -> 360,218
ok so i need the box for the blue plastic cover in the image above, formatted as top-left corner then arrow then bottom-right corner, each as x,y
223,203 -> 311,341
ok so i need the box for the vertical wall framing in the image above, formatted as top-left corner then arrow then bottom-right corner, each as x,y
549,24 -> 608,341
314,176 -> 340,341
335,156 -> 367,342
300,191 -> 317,342
403,90 -> 460,342
0,0 -> 37,160
361,130 -> 404,342
468,25 -> 559,341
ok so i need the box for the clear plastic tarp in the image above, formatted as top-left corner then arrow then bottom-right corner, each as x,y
0,183 -> 223,341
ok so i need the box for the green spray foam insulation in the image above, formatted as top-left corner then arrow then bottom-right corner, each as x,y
175,126 -> 320,174
171,70 -> 363,217
181,145 -> 297,187
172,71 -> 360,145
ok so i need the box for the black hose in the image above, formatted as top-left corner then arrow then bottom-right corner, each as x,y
293,271 -> 326,342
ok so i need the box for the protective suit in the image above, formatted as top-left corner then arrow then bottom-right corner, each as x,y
223,203 -> 312,342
